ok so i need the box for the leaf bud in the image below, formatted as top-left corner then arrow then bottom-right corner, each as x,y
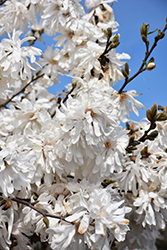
125,62 -> 129,76
158,31 -> 165,39
147,130 -> 158,140
156,113 -> 167,121
140,23 -> 146,36
129,135 -> 135,144
43,216 -> 49,228
141,146 -> 150,158
158,105 -> 164,111
112,34 -> 119,43
105,28 -> 112,39
141,34 -> 148,43
146,109 -> 152,121
140,23 -> 149,37
121,69 -> 128,78
150,102 -> 157,117
111,41 -> 120,49
5,200 -> 12,209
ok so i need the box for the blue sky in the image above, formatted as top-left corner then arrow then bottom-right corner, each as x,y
48,0 -> 167,122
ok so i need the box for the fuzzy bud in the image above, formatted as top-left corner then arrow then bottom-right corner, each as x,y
43,216 -> 49,228
146,109 -> 152,121
150,102 -> 157,117
147,58 -> 156,71
147,130 -> 158,140
124,62 -> 129,76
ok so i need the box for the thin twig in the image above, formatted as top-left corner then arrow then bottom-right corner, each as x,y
12,197 -> 70,223
0,73 -> 45,108
138,121 -> 154,142
51,85 -> 76,118
0,0 -> 7,5
118,22 -> 167,94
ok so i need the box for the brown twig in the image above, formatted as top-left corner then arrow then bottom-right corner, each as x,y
138,121 -> 154,142
0,0 -> 7,5
0,73 -> 45,108
51,85 -> 76,118
118,21 -> 167,94
12,197 -> 70,223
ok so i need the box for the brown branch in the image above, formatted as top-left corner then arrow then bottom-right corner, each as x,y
51,85 -> 76,118
118,21 -> 167,94
138,121 -> 154,142
12,197 -> 71,223
0,0 -> 7,5
0,73 -> 45,108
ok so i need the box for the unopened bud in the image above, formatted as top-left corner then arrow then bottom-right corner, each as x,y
159,31 -> 165,39
121,69 -> 128,78
141,34 -> 148,43
146,109 -> 152,121
155,29 -> 165,40
147,130 -> 158,140
150,102 -> 157,117
111,41 -> 120,49
106,28 -> 112,39
146,58 -> 156,71
158,105 -> 164,111
141,146 -> 150,158
5,200 -> 12,209
156,113 -> 167,121
43,216 -> 49,228
125,62 -> 129,76
140,23 -> 149,37
112,34 -> 119,43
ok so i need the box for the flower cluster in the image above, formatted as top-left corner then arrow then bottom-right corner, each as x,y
0,0 -> 166,250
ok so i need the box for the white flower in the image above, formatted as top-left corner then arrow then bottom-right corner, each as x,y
54,90 -> 119,180
0,206 -> 14,250
0,0 -> 29,35
0,137 -> 36,197
111,90 -> 145,122
37,46 -> 66,83
42,0 -> 84,35
85,0 -> 116,9
133,189 -> 167,229
0,30 -> 41,98
117,154 -> 150,196
47,224 -> 76,250
65,187 -> 131,244
0,30 -> 41,79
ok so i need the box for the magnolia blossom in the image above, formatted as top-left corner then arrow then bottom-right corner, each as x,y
0,30 -> 41,100
0,0 -> 166,249
0,0 -> 28,35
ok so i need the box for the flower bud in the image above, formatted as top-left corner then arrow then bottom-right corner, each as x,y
121,69 -> 128,78
150,102 -> 157,117
156,113 -> 167,121
5,200 -> 12,209
147,130 -> 158,140
141,34 -> 148,43
140,23 -> 149,37
146,109 -> 152,121
43,216 -> 49,228
141,146 -> 150,158
112,34 -> 119,43
125,62 -> 129,76
111,41 -> 120,49
146,58 -> 156,71
105,28 -> 112,39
